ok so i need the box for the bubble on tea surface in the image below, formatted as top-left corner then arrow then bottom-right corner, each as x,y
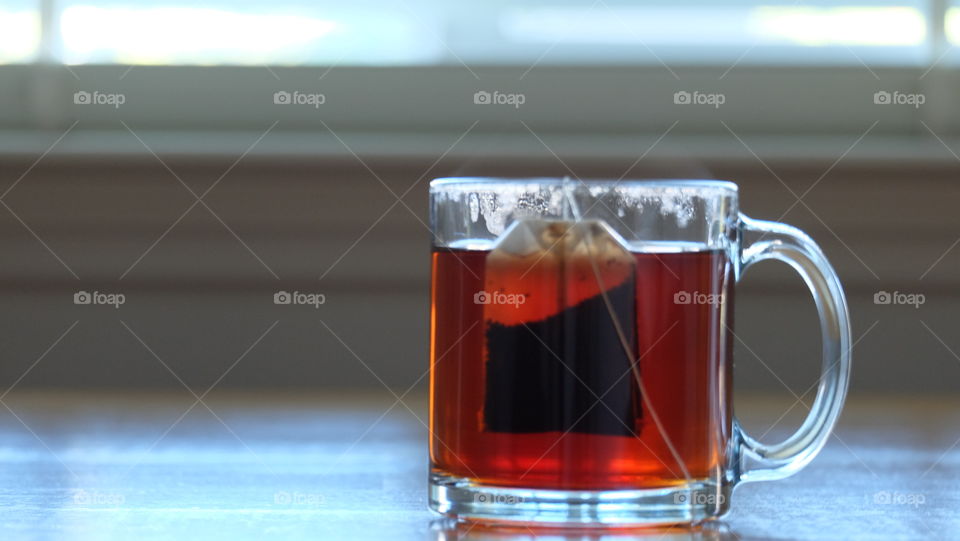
443,183 -> 717,238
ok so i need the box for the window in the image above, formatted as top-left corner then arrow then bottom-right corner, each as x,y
0,0 -> 41,63
1,0 -> 951,67
1,1 -> 956,146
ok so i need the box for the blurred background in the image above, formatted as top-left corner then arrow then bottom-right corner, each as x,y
0,0 -> 958,396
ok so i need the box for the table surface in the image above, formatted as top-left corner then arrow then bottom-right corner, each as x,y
0,391 -> 956,540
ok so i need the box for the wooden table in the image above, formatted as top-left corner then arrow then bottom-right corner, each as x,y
0,391 -> 955,540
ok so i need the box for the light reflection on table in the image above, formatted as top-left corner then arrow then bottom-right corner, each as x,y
0,391 -> 955,540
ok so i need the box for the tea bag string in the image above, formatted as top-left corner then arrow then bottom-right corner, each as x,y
563,182 -> 693,484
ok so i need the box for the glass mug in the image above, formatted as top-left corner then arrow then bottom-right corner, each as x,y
427,178 -> 851,526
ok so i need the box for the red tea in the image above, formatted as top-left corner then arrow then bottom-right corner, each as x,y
429,239 -> 734,491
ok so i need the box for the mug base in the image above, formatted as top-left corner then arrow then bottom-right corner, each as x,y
429,471 -> 731,527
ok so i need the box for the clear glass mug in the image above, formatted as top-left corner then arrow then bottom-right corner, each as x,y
427,178 -> 851,526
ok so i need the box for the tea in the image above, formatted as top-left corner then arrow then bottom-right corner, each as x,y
429,235 -> 733,491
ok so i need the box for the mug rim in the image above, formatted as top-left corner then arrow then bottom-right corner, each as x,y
430,177 -> 738,193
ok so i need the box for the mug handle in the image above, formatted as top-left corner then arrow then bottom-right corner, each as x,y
734,214 -> 853,482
